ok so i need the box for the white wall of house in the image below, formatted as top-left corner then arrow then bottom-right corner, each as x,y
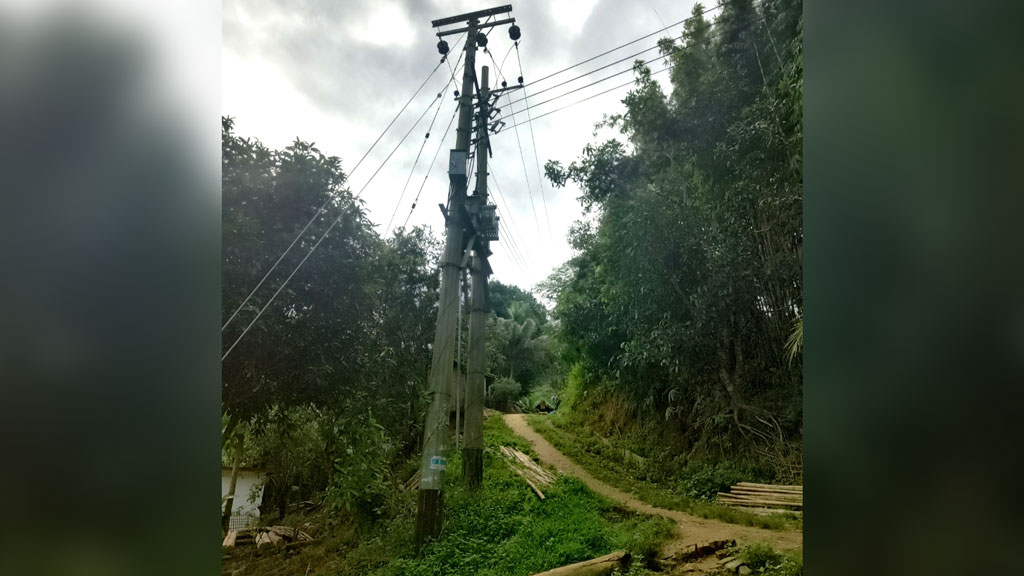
221,468 -> 265,529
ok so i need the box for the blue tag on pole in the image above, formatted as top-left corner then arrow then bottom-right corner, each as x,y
429,456 -> 447,470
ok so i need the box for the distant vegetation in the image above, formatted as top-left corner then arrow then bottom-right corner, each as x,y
540,0 -> 802,479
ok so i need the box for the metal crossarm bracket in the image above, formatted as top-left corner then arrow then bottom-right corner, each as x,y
431,5 -> 511,28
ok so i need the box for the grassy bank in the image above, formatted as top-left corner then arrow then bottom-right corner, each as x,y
525,414 -> 802,531
223,415 -> 674,576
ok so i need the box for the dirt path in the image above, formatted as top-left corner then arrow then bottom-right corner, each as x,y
503,414 -> 802,560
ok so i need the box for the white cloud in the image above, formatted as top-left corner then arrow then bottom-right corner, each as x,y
223,0 -> 699,291
346,1 -> 417,48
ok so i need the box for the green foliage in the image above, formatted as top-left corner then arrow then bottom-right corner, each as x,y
542,0 -> 804,468
527,414 -> 799,531
488,280 -> 548,325
679,462 -> 747,501
221,118 -> 444,512
785,313 -> 802,364
325,411 -> 397,518
488,377 -> 522,412
485,305 -> 557,403
739,543 -> 803,576
560,362 -> 589,411
229,415 -> 673,576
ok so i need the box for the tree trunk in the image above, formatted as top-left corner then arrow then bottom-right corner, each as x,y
221,431 -> 245,532
532,550 -> 631,576
717,325 -> 744,427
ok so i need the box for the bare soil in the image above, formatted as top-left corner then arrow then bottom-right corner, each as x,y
503,414 -> 803,564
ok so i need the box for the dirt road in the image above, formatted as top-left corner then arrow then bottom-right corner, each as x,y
503,413 -> 803,559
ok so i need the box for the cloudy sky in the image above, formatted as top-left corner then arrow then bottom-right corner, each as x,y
223,0 -> 705,292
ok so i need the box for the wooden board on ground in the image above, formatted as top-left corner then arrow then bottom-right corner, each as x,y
717,482 -> 803,513
531,550 -> 630,576
499,445 -> 556,499
224,525 -> 314,548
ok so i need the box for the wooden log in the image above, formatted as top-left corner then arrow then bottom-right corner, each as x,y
721,490 -> 801,500
718,492 -> 802,504
500,446 -> 555,486
720,491 -> 798,504
268,526 -> 295,539
531,550 -> 631,576
732,489 -> 802,497
730,492 -> 801,500
718,495 -> 803,508
222,530 -> 237,547
737,507 -> 803,516
735,482 -> 802,492
717,494 -> 803,509
729,486 -> 803,496
511,467 -> 546,499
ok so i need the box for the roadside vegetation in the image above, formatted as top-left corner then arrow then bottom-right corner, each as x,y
222,416 -> 673,576
527,412 -> 800,531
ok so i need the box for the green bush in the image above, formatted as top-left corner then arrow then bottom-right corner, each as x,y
325,412 -> 397,518
740,543 -> 803,576
489,377 -> 522,411
679,462 -> 747,501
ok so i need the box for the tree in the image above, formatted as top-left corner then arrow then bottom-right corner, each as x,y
488,280 -> 548,325
542,1 -> 803,464
221,117 -> 444,514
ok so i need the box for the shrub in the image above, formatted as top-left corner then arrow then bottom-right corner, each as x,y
325,411 -> 397,518
679,462 -> 747,501
740,543 -> 803,576
489,377 -> 522,411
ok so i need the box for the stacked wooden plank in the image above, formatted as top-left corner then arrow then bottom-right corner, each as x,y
717,482 -> 802,515
499,446 -> 556,499
222,525 -> 314,549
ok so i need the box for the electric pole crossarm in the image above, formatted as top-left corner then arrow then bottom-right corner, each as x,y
431,5 -> 511,28
437,17 -> 516,37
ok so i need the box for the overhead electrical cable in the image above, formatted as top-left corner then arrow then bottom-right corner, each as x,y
224,57 -> 462,361
222,57 -> 450,332
514,41 -> 552,238
522,1 -> 724,89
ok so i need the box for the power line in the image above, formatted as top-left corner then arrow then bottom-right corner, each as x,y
503,17 -> 742,120
514,42 -> 552,239
386,61 -> 465,236
522,1 -> 724,89
224,59 -> 462,360
222,57 -> 448,333
401,101 -> 460,230
501,19 -> 746,127
488,167 -> 531,271
505,88 -> 542,236
507,65 -> 672,130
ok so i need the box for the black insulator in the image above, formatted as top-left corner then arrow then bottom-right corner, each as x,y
501,80 -> 507,88
437,39 -> 449,55
425,133 -> 430,139
509,24 -> 521,41
518,75 -> 524,85
454,90 -> 460,97
476,32 -> 488,47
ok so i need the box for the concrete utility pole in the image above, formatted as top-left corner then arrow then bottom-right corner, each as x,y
414,18 -> 477,550
415,4 -> 518,549
463,66 -> 490,488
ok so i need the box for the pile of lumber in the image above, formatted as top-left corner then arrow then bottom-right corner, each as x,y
222,525 -> 314,549
499,446 -> 556,499
717,482 -> 802,515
